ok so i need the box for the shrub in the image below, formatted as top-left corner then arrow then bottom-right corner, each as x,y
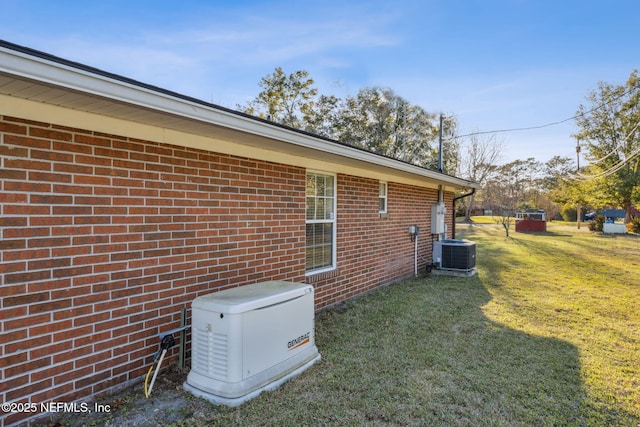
589,215 -> 605,232
561,206 -> 577,222
627,217 -> 640,233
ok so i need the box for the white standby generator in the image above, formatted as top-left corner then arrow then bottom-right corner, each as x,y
183,281 -> 321,406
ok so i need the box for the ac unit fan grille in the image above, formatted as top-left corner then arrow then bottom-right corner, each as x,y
441,243 -> 476,270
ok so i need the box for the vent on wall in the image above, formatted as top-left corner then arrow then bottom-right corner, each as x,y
433,239 -> 476,271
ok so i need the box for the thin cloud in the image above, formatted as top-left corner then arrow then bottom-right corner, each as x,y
139,12 -> 400,66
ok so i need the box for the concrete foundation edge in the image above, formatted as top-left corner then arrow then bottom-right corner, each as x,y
431,268 -> 477,278
183,351 -> 321,407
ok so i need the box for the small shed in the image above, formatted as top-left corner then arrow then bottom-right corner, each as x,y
602,209 -> 626,234
515,209 -> 547,232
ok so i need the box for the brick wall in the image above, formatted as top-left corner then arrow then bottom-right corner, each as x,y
309,174 -> 448,306
0,115 -> 308,426
0,114 -> 453,425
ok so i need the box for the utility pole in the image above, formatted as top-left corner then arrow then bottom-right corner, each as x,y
576,137 -> 581,229
438,113 -> 444,173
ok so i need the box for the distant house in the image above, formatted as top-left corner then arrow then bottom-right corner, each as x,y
0,40 -> 478,425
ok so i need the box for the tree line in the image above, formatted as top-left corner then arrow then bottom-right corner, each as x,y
239,67 -> 458,172
239,67 -> 640,225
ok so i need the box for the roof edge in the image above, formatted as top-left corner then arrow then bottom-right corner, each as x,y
0,39 -> 479,190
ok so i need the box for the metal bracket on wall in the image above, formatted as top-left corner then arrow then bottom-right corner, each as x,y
157,307 -> 190,370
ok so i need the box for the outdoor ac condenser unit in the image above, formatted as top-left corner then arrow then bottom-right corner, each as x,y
433,239 -> 476,271
183,281 -> 321,406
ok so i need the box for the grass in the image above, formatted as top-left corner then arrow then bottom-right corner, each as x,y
457,215 -> 498,224
50,224 -> 640,426
457,215 -> 589,229
181,278 -> 585,426
462,223 -> 639,426
171,224 -> 638,426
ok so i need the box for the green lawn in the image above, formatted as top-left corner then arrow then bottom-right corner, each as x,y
176,224 -> 637,426
459,223 -> 639,425
51,224 -> 640,426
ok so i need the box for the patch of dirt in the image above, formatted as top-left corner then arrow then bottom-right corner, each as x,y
37,366 -> 210,427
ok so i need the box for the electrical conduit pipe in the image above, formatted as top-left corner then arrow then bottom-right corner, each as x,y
144,334 -> 175,398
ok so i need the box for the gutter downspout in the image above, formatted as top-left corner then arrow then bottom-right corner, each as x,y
452,188 -> 476,239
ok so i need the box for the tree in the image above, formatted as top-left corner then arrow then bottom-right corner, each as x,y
542,156 -> 578,220
484,176 -> 515,237
242,70 -> 459,171
440,115 -> 461,175
302,94 -> 341,137
457,133 -> 503,220
496,158 -> 543,208
333,87 -> 443,168
574,70 -> 640,222
542,155 -> 576,191
484,158 -> 543,236
241,67 -> 318,128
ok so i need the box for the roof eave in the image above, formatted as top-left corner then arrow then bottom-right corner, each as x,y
0,40 -> 479,190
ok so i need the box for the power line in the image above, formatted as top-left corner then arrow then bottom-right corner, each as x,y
582,120 -> 640,165
576,145 -> 640,180
454,117 -> 575,139
575,119 -> 640,180
453,85 -> 636,140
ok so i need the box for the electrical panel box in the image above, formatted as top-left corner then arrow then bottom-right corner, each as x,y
184,281 -> 321,406
431,203 -> 446,234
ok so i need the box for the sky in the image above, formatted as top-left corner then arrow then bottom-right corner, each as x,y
2,0 -> 639,165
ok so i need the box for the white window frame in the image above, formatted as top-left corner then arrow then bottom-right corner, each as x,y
379,181 -> 388,214
305,171 -> 337,275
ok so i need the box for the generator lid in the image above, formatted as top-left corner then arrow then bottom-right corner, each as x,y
192,281 -> 313,314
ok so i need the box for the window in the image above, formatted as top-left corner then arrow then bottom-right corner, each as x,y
379,181 -> 387,213
305,172 -> 336,273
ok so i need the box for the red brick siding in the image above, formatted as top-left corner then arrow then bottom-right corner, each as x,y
0,115 -> 307,426
309,175 -> 450,306
0,114 -> 455,425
